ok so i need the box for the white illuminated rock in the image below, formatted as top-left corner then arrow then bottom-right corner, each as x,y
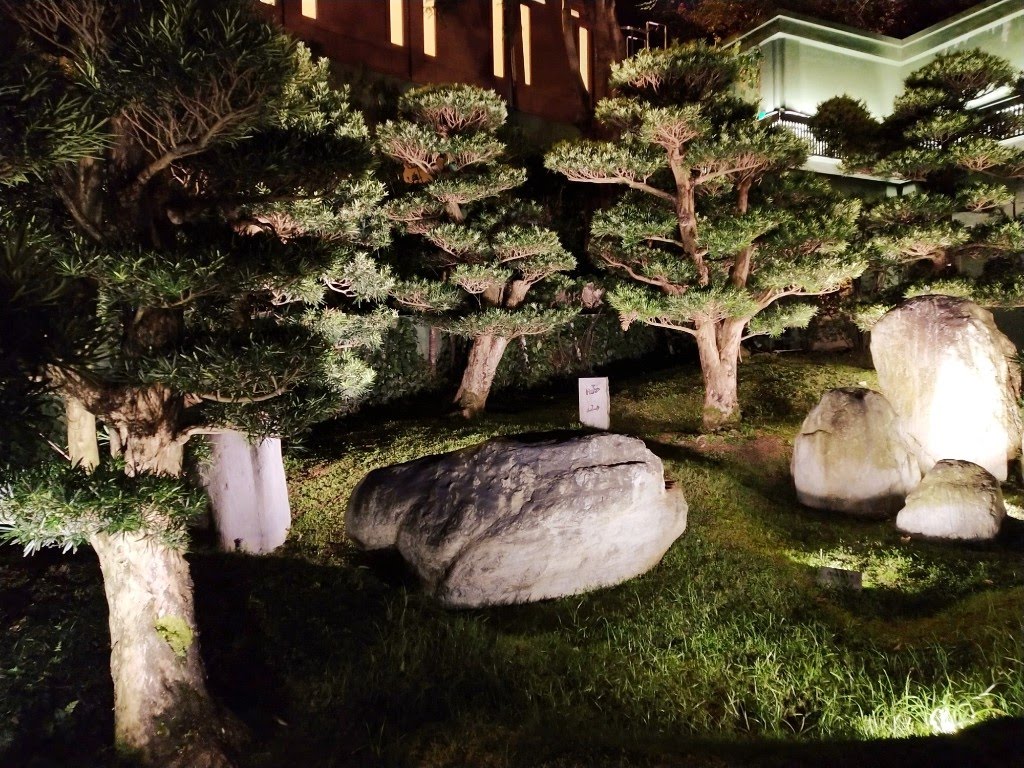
792,387 -> 921,516
870,296 -> 1022,481
202,432 -> 291,553
346,433 -> 687,607
896,459 -> 1005,540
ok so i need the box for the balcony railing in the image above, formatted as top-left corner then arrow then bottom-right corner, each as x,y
985,93 -> 1024,140
759,109 -> 833,156
760,94 -> 1024,161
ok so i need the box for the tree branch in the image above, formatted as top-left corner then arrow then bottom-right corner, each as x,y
128,111 -> 246,196
599,253 -> 685,295
55,186 -> 104,242
182,425 -> 245,437
644,318 -> 698,337
646,235 -> 687,248
561,172 -> 676,203
196,387 -> 288,405
756,286 -> 836,313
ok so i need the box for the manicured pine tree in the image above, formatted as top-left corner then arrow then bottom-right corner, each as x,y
546,43 -> 864,430
811,49 -> 1024,321
376,84 -> 576,417
0,1 -> 391,765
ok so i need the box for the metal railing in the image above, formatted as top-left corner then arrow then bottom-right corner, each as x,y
760,94 -> 1024,160
985,93 -> 1024,140
759,109 -> 833,157
622,22 -> 668,57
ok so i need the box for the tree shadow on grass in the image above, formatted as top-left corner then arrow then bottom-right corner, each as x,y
0,547 -> 113,768
638,438 -> 725,471
6,542 -> 1022,768
525,716 -> 1024,768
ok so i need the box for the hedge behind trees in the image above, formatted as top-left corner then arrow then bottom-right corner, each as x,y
356,314 -> 662,410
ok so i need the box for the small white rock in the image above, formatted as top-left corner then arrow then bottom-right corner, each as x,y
896,459 -> 1005,541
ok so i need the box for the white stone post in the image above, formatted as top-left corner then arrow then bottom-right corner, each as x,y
202,431 -> 291,553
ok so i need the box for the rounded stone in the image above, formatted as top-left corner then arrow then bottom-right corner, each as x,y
870,296 -> 1022,481
792,387 -> 921,517
346,433 -> 687,607
896,459 -> 1006,541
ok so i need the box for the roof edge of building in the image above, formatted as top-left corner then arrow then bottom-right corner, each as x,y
732,0 -> 1022,63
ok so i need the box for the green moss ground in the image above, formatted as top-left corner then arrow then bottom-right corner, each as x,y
2,353 -> 1022,767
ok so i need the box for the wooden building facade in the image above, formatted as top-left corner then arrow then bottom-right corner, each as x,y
256,0 -> 624,124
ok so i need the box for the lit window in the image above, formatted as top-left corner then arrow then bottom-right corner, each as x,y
389,0 -> 404,46
301,0 -> 316,19
579,26 -> 590,91
492,0 -> 504,77
260,0 -> 275,5
424,0 -> 437,57
520,3 -> 531,85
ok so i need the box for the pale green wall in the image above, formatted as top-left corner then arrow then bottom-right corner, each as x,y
777,38 -> 899,117
738,0 -> 1024,118
898,11 -> 1024,85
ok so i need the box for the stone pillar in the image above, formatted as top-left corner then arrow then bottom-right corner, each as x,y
202,432 -> 291,553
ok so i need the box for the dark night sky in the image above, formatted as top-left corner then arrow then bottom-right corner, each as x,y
616,0 -> 990,41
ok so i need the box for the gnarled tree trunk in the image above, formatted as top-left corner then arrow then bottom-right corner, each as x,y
66,396 -> 100,471
90,531 -> 233,768
695,318 -> 745,431
454,333 -> 510,418
91,385 -> 235,766
107,385 -> 185,476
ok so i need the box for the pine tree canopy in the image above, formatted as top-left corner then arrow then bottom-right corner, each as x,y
811,48 -> 1024,317
546,43 -> 864,336
0,0 -> 395,452
547,42 -> 867,428
375,83 -> 577,416
377,85 -> 576,335
0,0 -> 395,552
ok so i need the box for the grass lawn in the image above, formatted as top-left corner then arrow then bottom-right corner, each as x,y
2,353 -> 1022,767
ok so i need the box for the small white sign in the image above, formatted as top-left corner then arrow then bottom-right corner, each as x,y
579,377 -> 610,430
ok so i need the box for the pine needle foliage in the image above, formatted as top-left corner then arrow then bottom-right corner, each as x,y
547,43 -> 864,429
0,460 -> 204,555
0,0 -> 394,486
811,49 -> 1024,319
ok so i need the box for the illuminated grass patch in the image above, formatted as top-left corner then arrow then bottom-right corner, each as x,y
3,355 -> 1021,767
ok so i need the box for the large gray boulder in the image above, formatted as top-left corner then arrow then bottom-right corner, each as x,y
346,433 -> 687,608
870,296 -> 1022,481
896,459 -> 1005,541
792,388 -> 922,516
